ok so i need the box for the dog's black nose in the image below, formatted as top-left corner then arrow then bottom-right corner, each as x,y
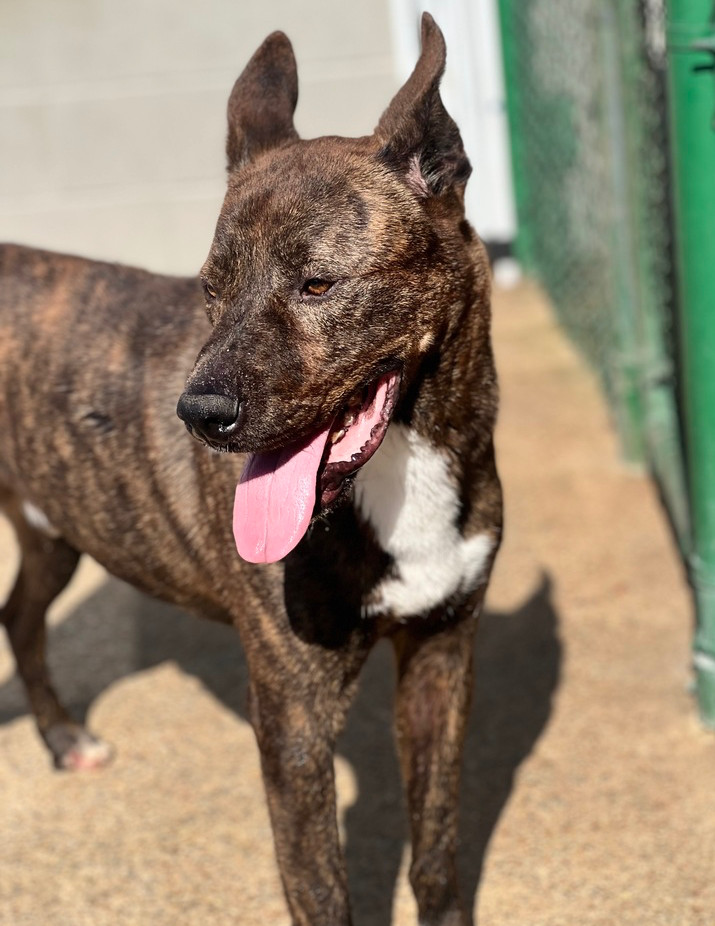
176,392 -> 242,443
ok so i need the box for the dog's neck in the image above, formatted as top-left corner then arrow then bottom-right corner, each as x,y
397,261 -> 496,467
352,265 -> 498,619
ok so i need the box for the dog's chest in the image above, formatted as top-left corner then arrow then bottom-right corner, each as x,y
353,424 -> 493,618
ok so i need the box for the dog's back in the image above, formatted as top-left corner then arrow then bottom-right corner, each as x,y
0,243 -> 246,612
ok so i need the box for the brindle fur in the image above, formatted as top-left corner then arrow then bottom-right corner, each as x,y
0,15 -> 501,926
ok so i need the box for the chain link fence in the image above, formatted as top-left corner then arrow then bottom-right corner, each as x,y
498,0 -> 689,549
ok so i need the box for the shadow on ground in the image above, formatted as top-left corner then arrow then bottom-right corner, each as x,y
0,571 -> 560,925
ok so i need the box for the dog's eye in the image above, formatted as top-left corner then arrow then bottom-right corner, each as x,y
202,279 -> 219,303
302,278 -> 334,298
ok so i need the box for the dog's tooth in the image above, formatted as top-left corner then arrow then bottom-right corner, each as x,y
343,413 -> 355,427
330,428 -> 346,445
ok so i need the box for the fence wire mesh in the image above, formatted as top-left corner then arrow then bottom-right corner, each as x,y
499,0 -> 689,546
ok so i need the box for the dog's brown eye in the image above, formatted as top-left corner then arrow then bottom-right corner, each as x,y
302,279 -> 334,298
202,279 -> 218,302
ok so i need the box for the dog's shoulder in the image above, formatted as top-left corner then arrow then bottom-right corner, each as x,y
354,423 -> 494,618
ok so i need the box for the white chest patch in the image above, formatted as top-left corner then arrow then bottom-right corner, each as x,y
354,424 -> 494,618
22,501 -> 61,539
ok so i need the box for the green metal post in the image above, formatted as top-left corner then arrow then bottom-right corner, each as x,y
666,0 -> 715,725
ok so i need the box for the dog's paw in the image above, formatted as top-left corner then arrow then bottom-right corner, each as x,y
44,723 -> 114,772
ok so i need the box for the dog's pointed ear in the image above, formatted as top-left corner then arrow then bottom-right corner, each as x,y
226,31 -> 299,171
375,13 -> 470,197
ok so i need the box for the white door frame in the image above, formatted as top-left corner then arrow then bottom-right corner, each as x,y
388,0 -> 517,247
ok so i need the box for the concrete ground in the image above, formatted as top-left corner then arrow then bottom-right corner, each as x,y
1,283 -> 713,926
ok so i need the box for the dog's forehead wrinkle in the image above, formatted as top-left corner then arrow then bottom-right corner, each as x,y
235,144 -> 399,220
217,155 -> 436,284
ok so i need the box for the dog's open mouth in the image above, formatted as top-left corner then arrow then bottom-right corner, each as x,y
233,369 -> 400,564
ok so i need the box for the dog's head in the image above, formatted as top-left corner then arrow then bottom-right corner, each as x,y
178,14 -> 479,563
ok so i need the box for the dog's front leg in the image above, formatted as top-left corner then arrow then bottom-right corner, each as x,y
392,606 -> 481,926
245,641 -> 367,926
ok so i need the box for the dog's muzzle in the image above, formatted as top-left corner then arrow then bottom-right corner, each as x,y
176,392 -> 243,445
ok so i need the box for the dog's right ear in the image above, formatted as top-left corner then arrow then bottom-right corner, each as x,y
226,32 -> 299,171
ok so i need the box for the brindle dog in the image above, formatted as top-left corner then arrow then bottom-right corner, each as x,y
0,15 -> 501,926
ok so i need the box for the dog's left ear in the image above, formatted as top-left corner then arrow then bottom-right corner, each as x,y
375,13 -> 470,197
226,31 -> 299,171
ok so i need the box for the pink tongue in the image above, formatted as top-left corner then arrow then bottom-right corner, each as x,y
233,426 -> 331,564
233,374 -> 395,564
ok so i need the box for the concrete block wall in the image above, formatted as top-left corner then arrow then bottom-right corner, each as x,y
0,0 -> 397,276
